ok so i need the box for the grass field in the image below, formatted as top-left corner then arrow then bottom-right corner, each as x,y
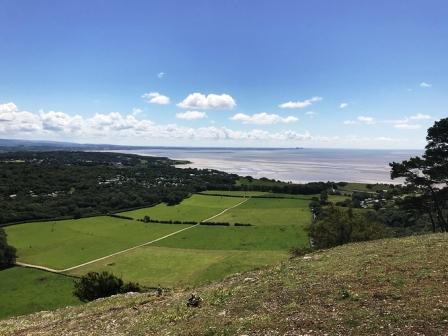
0,267 -> 80,320
263,193 -> 318,199
153,224 -> 308,251
6,217 -> 190,269
212,197 -> 311,226
199,190 -> 267,197
70,246 -> 286,287
118,194 -> 245,221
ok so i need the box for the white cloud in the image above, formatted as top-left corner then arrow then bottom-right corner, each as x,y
394,123 -> 421,130
157,72 -> 165,79
177,92 -> 236,109
279,96 -> 322,109
339,102 -> 348,109
141,92 -> 170,105
305,111 -> 317,118
420,82 -> 432,88
40,110 -> 83,132
0,102 -> 313,143
230,112 -> 298,125
176,111 -> 207,120
409,113 -> 431,120
343,116 -> 375,125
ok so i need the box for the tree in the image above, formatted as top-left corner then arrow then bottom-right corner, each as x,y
309,206 -> 389,249
390,118 -> 448,232
0,228 -> 16,269
73,271 -> 141,302
319,190 -> 328,205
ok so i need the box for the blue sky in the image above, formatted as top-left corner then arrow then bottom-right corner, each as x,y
0,0 -> 447,148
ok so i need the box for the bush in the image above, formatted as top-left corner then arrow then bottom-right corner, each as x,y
73,271 -> 141,302
289,246 -> 314,257
0,228 -> 16,270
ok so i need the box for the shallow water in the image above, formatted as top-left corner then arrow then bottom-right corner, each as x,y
113,147 -> 422,183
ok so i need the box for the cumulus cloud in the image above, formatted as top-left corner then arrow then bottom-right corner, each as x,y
0,102 -> 313,143
420,82 -> 432,88
141,92 -> 170,105
157,72 -> 165,79
176,111 -> 207,120
177,92 -> 236,109
230,112 -> 298,125
279,96 -> 322,109
339,102 -> 349,109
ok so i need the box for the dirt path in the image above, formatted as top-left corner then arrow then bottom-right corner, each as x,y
15,197 -> 251,274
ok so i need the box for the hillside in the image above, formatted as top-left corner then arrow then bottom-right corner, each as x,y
1,233 -> 447,336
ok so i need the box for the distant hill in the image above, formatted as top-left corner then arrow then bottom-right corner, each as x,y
0,138 -> 156,151
1,233 -> 446,335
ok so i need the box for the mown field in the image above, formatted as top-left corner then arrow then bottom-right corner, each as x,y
0,267 -> 80,320
2,192 -> 311,319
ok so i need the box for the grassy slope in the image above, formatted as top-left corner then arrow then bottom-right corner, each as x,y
0,267 -> 80,320
6,217 -> 190,269
2,234 -> 447,335
118,194 -> 245,221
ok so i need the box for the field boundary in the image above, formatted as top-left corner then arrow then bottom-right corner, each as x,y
14,197 -> 251,274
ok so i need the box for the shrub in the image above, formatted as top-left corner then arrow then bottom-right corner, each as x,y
0,228 -> 16,270
289,246 -> 314,257
73,271 -> 141,302
309,206 -> 389,249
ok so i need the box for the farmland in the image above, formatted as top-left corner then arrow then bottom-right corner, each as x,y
1,192 -> 311,318
5,216 -> 191,269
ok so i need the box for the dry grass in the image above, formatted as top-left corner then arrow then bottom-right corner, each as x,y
2,233 -> 448,335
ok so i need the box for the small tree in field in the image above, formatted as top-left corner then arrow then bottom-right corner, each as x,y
73,271 -> 141,302
390,118 -> 448,232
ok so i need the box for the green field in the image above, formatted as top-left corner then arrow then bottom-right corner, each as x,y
0,267 -> 80,320
70,246 -> 286,287
153,225 -> 307,251
200,190 -> 267,197
6,217 -> 190,269
118,194 -> 245,221
263,193 -> 318,199
212,197 -> 311,226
